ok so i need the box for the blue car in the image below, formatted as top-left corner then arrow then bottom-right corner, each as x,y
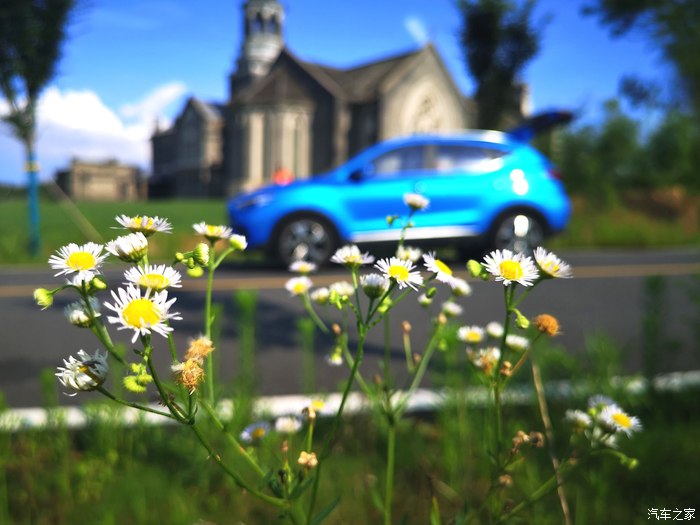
228,113 -> 571,265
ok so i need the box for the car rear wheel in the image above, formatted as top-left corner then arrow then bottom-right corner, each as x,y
274,215 -> 337,266
490,213 -> 544,254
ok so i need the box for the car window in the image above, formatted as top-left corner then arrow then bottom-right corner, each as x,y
434,145 -> 507,173
371,146 -> 425,175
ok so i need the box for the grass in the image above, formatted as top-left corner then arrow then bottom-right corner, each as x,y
2,386 -> 698,525
0,198 -> 228,265
1,193 -> 698,265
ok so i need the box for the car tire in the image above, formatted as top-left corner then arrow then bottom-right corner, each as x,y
274,215 -> 338,266
489,212 -> 544,254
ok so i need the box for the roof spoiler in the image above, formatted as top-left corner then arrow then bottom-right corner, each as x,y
507,110 -> 575,142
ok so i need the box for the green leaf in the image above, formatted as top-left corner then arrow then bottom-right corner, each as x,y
310,496 -> 341,525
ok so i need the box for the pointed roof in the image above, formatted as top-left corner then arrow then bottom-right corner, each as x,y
313,46 -> 424,102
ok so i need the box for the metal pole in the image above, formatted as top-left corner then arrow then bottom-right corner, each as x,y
26,147 -> 41,257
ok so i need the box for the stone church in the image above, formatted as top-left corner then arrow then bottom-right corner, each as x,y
151,0 -> 490,198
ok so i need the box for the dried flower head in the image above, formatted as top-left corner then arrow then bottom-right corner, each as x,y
185,336 -> 215,362
172,359 -> 205,393
535,314 -> 560,336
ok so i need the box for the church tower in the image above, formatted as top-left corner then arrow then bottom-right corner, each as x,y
231,0 -> 285,92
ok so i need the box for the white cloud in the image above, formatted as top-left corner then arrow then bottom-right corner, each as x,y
404,16 -> 429,45
120,81 -> 187,124
0,82 -> 188,185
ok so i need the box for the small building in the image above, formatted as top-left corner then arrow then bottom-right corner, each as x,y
55,158 -> 147,201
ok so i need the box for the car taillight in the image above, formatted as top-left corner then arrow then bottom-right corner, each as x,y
548,167 -> 563,181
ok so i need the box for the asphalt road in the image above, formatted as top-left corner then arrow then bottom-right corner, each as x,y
1,248 -> 698,408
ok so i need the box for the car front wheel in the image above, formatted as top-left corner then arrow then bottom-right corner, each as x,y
490,213 -> 544,254
274,215 -> 337,266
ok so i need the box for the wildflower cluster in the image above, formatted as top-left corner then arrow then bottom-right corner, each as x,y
34,200 -> 642,524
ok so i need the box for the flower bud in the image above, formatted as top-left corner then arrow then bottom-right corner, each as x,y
175,251 -> 186,262
467,259 -> 490,280
33,288 -> 54,309
193,243 -> 210,266
514,309 -> 530,329
229,234 -> 248,251
90,275 -> 108,291
426,286 -> 437,298
187,266 -> 204,278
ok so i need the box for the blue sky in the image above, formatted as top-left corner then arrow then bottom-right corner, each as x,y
0,0 -> 666,187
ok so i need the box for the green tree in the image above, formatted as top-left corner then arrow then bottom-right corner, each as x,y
0,0 -> 77,256
457,0 -> 544,130
583,0 -> 700,116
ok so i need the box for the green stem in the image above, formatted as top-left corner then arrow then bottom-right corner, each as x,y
144,345 -> 188,423
96,387 -> 176,419
199,399 -> 266,479
321,328 -> 366,458
384,422 -> 396,525
394,325 -> 441,418
205,243 -> 216,402
302,293 -> 329,334
188,420 -> 286,508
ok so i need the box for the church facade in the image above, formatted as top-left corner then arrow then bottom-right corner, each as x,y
151,0 -> 482,198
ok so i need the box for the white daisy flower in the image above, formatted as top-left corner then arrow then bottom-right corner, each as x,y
275,416 -> 303,435
505,334 -> 530,352
114,214 -> 172,236
375,257 -> 424,290
403,192 -> 429,211
486,321 -> 504,339
441,301 -> 463,317
468,347 -> 501,371
104,285 -> 181,343
395,245 -> 423,263
565,409 -> 593,431
588,395 -> 615,410
598,405 -> 642,437
48,242 -> 107,284
229,233 -> 247,251
310,287 -> 330,305
289,260 -> 317,274
423,252 -> 459,288
458,325 -> 485,345
240,421 -> 271,444
124,264 -> 182,290
329,280 -> 355,298
482,249 -> 539,287
330,245 -> 375,267
360,273 -> 389,299
105,232 -> 149,263
451,277 -> 472,297
285,276 -> 313,296
534,247 -> 572,279
56,349 -> 109,395
64,297 -> 101,327
193,221 -> 233,242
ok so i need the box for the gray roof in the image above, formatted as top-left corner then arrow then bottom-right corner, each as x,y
309,47 -> 424,102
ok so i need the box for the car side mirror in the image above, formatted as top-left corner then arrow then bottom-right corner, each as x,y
350,164 -> 374,182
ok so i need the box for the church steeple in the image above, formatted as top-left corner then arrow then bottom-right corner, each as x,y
235,0 -> 285,79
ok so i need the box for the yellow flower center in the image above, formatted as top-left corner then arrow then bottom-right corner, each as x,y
466,332 -> 482,343
206,225 -> 219,236
612,412 -> 632,429
435,259 -> 452,276
542,262 -> 559,275
293,282 -> 307,295
67,251 -> 96,271
252,427 -> 266,440
499,260 -> 523,281
123,298 -> 161,328
388,265 -> 409,281
139,273 -> 169,289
